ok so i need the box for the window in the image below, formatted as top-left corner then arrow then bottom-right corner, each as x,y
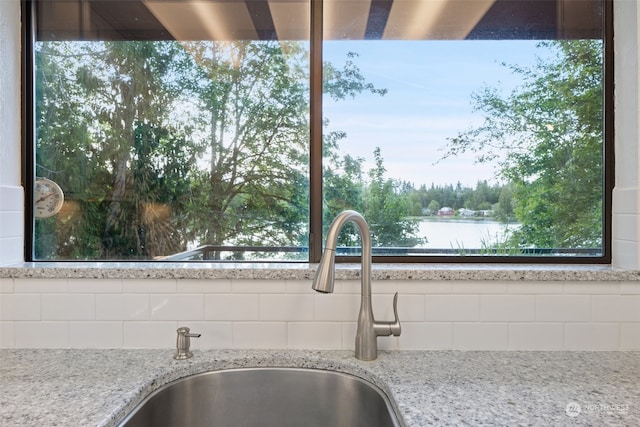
26,0 -> 611,263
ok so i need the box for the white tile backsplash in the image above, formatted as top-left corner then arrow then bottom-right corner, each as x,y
96,294 -> 149,320
1,278 -> 640,350
205,294 -> 260,320
69,321 -> 123,348
620,323 -> 640,349
41,294 -> 95,320
424,295 -> 480,321
286,322 -> 342,349
232,322 -> 287,348
150,294 -> 204,320
259,294 -> 314,321
564,323 -> 620,350
453,323 -> 509,350
123,321 -> 177,348
481,295 -> 536,321
15,321 -> 69,348
1,294 -> 41,320
535,295 -> 592,321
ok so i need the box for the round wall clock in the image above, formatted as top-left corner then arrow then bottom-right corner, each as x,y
34,177 -> 65,218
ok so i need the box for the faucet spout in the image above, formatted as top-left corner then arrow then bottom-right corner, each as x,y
312,210 -> 401,361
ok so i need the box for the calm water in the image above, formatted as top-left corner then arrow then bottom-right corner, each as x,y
416,219 -> 519,249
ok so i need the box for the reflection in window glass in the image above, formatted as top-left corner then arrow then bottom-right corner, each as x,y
322,0 -> 605,258
31,0 -> 607,262
34,1 -> 311,261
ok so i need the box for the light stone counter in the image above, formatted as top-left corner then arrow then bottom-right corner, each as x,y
1,262 -> 639,281
0,349 -> 638,427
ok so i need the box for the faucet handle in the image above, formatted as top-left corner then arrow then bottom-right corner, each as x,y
374,292 -> 401,337
389,292 -> 401,336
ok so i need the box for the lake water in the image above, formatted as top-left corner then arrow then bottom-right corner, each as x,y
416,219 -> 519,249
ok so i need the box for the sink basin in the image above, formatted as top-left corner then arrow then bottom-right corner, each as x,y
118,367 -> 401,427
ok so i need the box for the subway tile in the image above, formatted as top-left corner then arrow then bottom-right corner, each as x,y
0,186 -> 23,214
285,280 -> 314,293
564,282 -> 620,294
287,322 -> 342,349
0,211 -> 22,238
124,321 -> 177,348
260,294 -> 314,321
0,237 -> 23,266
535,295 -> 591,321
0,294 -> 40,320
232,322 -> 287,349
342,322 -> 356,350
621,283 -> 640,294
424,295 -> 480,321
0,278 -> 14,293
42,294 -> 95,320
564,323 -> 619,350
177,279 -> 231,293
15,321 -> 69,348
451,282 -> 508,294
185,322 -> 232,349
69,322 -> 123,348
453,323 -> 508,350
397,322 -> 452,350
508,282 -> 563,294
620,323 -> 640,350
0,321 -> 15,347
68,279 -> 122,293
395,280 -> 452,294
14,278 -> 68,293
341,280 -> 361,294
122,279 -> 176,293
592,295 -> 640,321
150,294 -> 204,321
314,294 -> 359,321
370,280 -> 399,294
508,323 -> 564,350
392,294 -> 424,322
205,294 -> 259,321
232,279 -> 286,293
372,293 -> 404,321
481,295 -> 535,321
96,294 -> 149,321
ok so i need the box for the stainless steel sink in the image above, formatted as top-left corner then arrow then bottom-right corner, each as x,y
118,367 -> 402,427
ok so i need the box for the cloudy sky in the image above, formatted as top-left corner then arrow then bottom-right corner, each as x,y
322,39 -> 547,187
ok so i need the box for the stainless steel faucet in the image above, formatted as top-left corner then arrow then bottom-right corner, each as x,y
312,210 -> 401,361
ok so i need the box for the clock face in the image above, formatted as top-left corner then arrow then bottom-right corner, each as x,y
34,178 -> 65,218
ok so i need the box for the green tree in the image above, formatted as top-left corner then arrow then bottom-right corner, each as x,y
442,40 -> 603,249
35,40 -> 392,260
363,148 -> 424,247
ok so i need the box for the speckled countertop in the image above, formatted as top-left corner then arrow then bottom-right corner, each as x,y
2,262 -> 639,281
0,349 -> 638,427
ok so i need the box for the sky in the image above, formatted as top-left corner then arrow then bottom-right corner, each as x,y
322,39 -> 547,188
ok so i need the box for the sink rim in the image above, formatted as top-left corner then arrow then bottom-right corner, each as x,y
117,366 -> 403,427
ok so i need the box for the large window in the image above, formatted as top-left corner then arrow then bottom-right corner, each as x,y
26,0 -> 611,263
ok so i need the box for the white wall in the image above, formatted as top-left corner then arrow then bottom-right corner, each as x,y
0,0 -> 24,266
0,0 -> 639,351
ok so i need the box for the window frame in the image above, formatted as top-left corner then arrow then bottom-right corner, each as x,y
22,0 -> 614,264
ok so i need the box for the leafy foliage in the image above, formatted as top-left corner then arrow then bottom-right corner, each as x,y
34,40 -> 415,260
441,40 -> 604,249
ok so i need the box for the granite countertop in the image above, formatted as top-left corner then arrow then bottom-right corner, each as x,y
2,262 -> 639,281
1,349 -> 638,427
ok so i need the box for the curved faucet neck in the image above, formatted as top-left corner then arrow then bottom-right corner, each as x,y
324,210 -> 372,284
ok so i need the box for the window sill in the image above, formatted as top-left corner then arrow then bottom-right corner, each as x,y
0,262 -> 638,281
